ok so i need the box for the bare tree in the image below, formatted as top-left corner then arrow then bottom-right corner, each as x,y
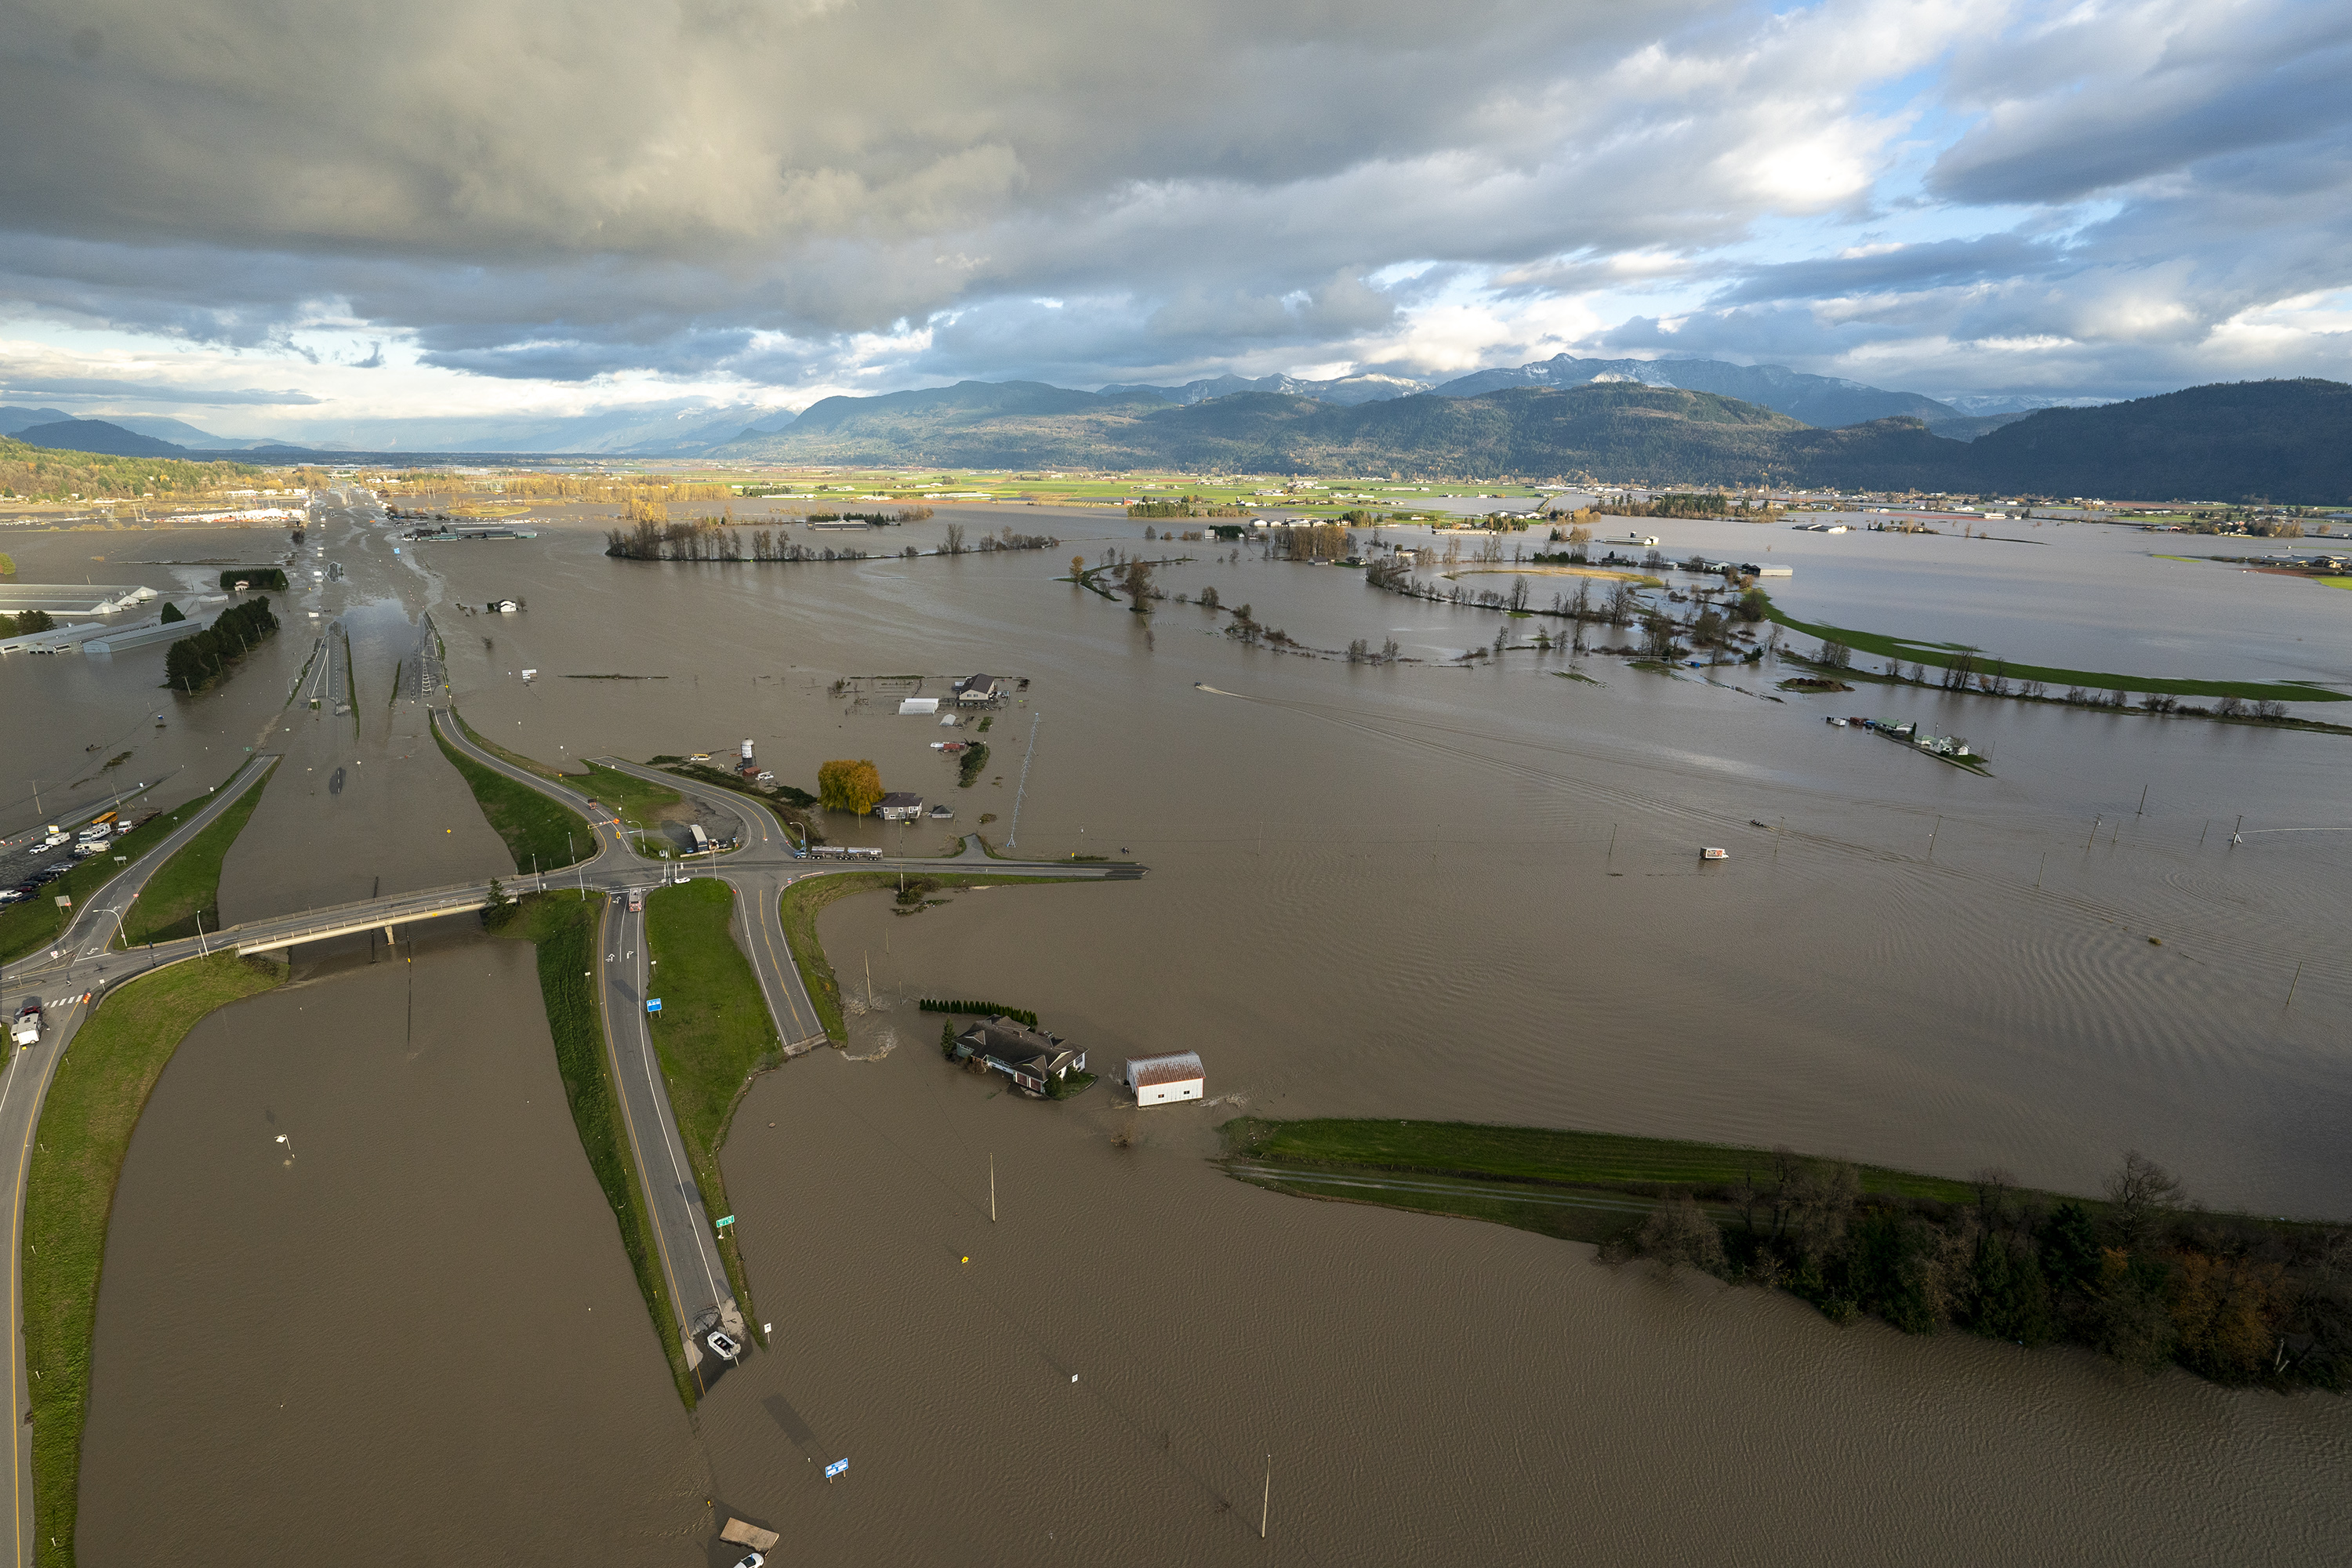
944,523 -> 966,554
1636,1197 -> 1728,1276
2107,1150 -> 2183,1245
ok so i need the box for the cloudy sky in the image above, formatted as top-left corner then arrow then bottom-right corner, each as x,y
1,0 -> 2346,442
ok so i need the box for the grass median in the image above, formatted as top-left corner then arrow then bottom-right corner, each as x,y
644,878 -> 773,1333
117,757 -> 279,947
489,891 -> 694,1406
434,720 -> 595,873
445,710 -> 681,841
25,951 -> 288,1568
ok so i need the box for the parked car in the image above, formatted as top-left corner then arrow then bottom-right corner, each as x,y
731,1554 -> 765,1568
706,1329 -> 741,1363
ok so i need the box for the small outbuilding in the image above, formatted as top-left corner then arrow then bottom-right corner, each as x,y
898,697 -> 940,715
1124,1051 -> 1205,1106
877,790 -> 925,822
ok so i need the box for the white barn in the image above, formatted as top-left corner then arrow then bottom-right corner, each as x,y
1125,1051 -> 1205,1106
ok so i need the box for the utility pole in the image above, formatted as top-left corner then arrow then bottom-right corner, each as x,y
989,1155 -> 996,1223
2136,783 -> 2148,816
1261,1454 -> 1271,1540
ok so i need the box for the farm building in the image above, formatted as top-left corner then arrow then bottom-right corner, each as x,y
1124,1052 -> 1205,1106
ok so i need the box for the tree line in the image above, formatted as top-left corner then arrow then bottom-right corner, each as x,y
165,595 -> 279,692
608,517 -> 1051,562
1622,1149 -> 2350,1388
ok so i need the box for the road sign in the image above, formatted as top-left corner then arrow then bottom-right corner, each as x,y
825,1459 -> 848,1479
53,895 -> 71,909
646,998 -> 662,1013
716,1214 -> 735,1229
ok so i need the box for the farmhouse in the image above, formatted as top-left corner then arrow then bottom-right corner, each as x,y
953,1017 -> 1084,1094
877,790 -> 926,822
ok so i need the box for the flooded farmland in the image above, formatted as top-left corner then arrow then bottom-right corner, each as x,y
16,492 -> 2347,1563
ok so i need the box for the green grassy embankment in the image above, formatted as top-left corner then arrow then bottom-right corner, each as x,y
1221,1118 -> 1992,1245
643,879 -> 771,1333
448,710 -> 683,835
1760,593 -> 2349,704
117,759 -> 280,946
433,721 -> 595,873
778,871 -> 1091,1040
490,892 -> 694,1405
25,952 -> 287,1568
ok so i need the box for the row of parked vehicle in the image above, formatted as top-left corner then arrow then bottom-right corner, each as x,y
1,811 -> 147,905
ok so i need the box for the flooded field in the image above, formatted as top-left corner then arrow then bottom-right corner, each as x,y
39,492 -> 2352,1563
78,933 -> 707,1566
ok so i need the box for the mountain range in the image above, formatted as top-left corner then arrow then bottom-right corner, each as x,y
0,352 -> 2067,460
718,377 -> 2351,503
12,368 -> 2342,503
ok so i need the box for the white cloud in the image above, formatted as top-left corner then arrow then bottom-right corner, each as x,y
0,0 -> 2343,436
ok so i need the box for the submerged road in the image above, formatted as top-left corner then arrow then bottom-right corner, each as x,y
0,723 -> 1135,1559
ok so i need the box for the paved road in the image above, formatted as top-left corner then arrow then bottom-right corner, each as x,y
0,727 -> 1137,1561
0,748 -> 279,1568
429,706 -> 631,881
597,895 -> 743,1374
594,759 -> 827,1051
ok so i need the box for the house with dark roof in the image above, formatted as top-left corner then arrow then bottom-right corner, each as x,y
877,790 -> 925,821
951,1017 -> 1084,1095
953,673 -> 1001,706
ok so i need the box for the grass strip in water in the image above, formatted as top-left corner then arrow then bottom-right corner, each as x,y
433,721 -> 594,873
118,758 -> 279,946
643,878 -> 772,1330
1220,1118 -> 1992,1245
490,891 -> 694,1406
25,952 -> 287,1568
1758,593 -> 2348,703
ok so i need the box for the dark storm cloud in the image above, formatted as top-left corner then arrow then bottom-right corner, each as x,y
0,0 -> 2347,407
1707,235 -> 2060,307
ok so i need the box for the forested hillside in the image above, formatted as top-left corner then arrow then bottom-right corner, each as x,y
0,437 -> 262,502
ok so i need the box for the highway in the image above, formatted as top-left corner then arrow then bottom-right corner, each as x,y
0,719 -> 1135,1561
1,748 -> 280,1568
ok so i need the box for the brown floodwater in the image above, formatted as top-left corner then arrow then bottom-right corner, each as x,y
65,495 -> 2352,1563
79,932 -> 708,1566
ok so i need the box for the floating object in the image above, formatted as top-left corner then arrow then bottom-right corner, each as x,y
1701,847 -> 1729,861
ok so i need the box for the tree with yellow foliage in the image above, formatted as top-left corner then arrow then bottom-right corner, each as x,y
817,759 -> 884,815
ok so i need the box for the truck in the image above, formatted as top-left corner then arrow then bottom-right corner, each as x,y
688,824 -> 710,854
12,1003 -> 42,1047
